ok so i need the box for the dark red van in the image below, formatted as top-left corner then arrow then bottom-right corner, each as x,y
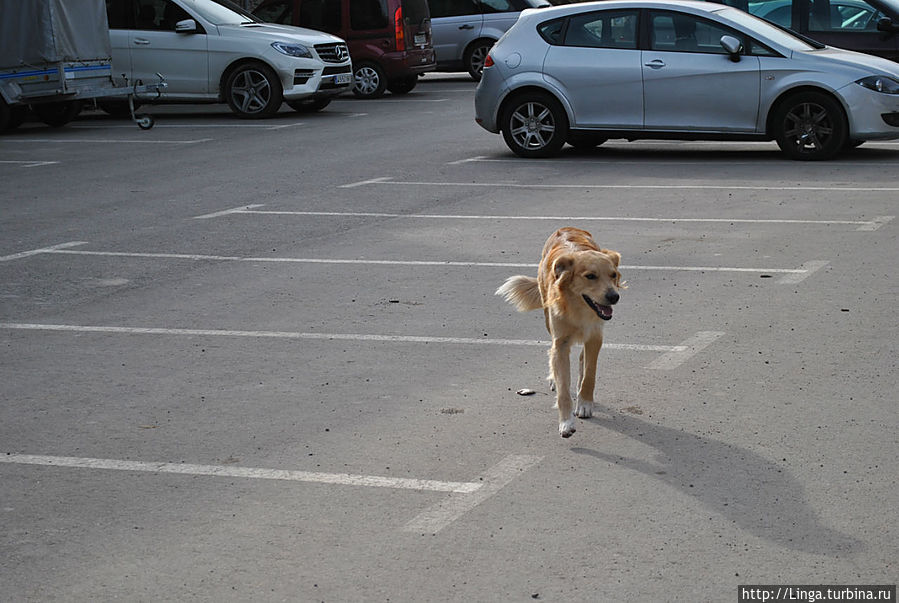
253,0 -> 436,98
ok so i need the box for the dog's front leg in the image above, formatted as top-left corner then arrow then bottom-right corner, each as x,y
550,337 -> 576,438
576,335 -> 602,419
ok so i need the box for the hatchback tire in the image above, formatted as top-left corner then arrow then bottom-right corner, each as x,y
353,62 -> 387,99
501,92 -> 568,158
225,62 -> 283,119
773,91 -> 847,160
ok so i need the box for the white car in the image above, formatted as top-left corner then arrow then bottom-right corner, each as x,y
105,0 -> 353,117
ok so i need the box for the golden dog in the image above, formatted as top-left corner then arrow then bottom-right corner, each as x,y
496,227 -> 623,438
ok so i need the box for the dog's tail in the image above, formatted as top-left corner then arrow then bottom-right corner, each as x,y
495,276 -> 542,312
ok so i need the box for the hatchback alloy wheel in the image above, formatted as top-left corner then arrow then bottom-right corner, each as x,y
502,93 -> 568,158
774,92 -> 847,160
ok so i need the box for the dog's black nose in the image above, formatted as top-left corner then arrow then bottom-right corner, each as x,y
605,290 -> 619,305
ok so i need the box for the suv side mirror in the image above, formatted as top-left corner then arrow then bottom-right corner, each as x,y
175,19 -> 198,33
720,35 -> 743,61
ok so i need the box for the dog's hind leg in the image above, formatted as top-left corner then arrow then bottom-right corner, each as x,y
549,337 -> 576,437
575,334 -> 602,419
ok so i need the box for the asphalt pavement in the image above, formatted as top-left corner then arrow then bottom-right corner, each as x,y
1,74 -> 897,601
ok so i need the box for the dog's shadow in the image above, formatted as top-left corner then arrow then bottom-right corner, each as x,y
571,404 -> 863,556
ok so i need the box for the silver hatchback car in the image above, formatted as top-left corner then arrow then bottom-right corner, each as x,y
474,0 -> 899,159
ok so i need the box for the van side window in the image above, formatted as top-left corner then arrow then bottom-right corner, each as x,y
350,0 -> 389,29
716,0 -> 794,29
300,0 -> 343,32
808,0 -> 884,31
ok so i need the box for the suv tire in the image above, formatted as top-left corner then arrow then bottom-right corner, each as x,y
465,40 -> 493,82
225,62 -> 283,119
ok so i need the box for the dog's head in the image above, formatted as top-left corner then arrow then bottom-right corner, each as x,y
548,249 -> 623,320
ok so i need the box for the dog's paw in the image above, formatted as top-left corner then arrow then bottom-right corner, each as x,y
575,401 -> 594,419
559,416 -> 577,438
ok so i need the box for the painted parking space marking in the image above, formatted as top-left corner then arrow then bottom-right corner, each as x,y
197,205 -> 892,231
0,160 -> 60,168
0,453 -> 542,533
0,453 -> 481,493
645,331 -> 726,370
11,138 -> 213,145
14,244 -> 823,278
776,260 -> 829,284
404,454 -> 544,534
0,322 -> 694,356
338,176 -> 899,193
0,241 -> 87,262
450,155 -> 899,167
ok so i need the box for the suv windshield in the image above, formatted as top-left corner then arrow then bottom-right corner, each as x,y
184,0 -> 262,24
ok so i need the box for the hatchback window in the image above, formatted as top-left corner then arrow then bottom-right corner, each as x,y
563,10 -> 638,48
350,0 -> 389,29
650,11 -> 744,53
300,0 -> 343,31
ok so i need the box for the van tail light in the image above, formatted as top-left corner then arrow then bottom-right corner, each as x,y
395,7 -> 405,52
484,54 -> 494,68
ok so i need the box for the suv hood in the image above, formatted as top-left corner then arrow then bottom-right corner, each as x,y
216,22 -> 345,45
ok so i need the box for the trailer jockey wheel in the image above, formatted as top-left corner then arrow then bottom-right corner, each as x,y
135,114 -> 154,130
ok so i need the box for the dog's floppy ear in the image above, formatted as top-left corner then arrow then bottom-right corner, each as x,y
601,249 -> 621,267
552,254 -> 576,283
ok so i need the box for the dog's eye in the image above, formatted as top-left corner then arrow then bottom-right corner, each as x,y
611,272 -> 619,279
584,273 -> 597,280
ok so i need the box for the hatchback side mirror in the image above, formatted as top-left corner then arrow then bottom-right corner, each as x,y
175,19 -> 198,33
876,16 -> 899,33
720,35 -> 743,61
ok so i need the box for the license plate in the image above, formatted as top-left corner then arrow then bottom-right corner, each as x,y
334,73 -> 353,85
414,34 -> 426,46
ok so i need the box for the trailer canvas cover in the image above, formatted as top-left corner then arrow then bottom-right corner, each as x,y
0,0 -> 111,68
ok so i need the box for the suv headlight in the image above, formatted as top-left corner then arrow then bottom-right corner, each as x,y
856,75 -> 899,94
272,42 -> 312,59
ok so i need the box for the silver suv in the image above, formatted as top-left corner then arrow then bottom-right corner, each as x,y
429,0 -> 550,80
105,0 -> 353,117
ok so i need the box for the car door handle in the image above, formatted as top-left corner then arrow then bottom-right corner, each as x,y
458,24 -> 475,30
133,38 -> 151,45
644,59 -> 665,68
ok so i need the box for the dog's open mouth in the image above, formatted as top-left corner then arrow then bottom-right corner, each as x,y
583,295 -> 613,320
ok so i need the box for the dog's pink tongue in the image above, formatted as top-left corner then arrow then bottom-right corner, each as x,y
600,305 -> 613,317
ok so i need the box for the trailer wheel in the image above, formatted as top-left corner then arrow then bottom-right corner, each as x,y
136,114 -> 155,130
33,101 -> 81,127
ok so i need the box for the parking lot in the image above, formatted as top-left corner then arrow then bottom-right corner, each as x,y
1,74 -> 897,601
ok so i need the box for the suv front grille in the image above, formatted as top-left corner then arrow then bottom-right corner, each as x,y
315,43 -> 350,63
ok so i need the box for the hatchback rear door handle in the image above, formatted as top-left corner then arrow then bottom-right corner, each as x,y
459,24 -> 475,30
133,38 -> 150,45
644,59 -> 665,68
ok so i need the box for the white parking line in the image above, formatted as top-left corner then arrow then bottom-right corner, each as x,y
776,260 -> 829,284
0,322 -> 681,353
645,331 -> 726,370
339,177 -> 899,192
404,455 -> 543,534
12,138 -> 212,144
449,155 -> 899,167
0,160 -> 60,168
201,205 -> 891,231
38,246 -> 819,276
0,453 -> 481,493
0,241 -> 87,262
